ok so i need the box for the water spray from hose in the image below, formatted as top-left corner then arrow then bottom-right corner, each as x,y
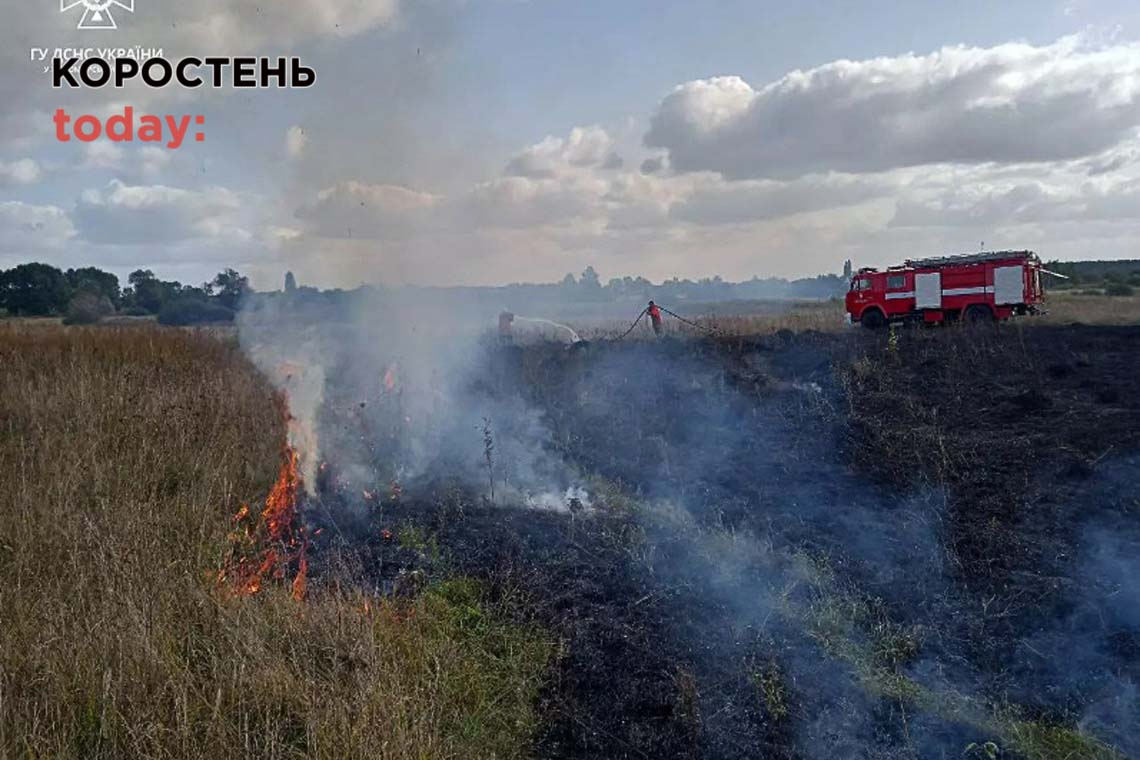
513,316 -> 582,343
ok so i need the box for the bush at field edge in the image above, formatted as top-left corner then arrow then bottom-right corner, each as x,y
157,298 -> 236,326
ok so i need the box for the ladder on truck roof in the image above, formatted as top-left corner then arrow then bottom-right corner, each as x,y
905,250 -> 1036,268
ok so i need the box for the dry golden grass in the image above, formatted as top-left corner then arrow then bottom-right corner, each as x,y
688,292 -> 1140,336
1038,291 -> 1140,325
0,323 -> 551,760
695,300 -> 846,335
576,299 -> 847,339
590,291 -> 1139,338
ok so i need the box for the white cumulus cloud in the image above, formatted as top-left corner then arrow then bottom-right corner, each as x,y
74,180 -> 246,245
645,36 -> 1140,179
298,174 -> 607,239
891,175 -> 1140,228
506,126 -> 621,178
0,201 -> 75,254
0,158 -> 41,185
671,173 -> 893,225
297,182 -> 441,238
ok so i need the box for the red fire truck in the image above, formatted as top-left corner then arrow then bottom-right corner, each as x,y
845,250 -> 1054,328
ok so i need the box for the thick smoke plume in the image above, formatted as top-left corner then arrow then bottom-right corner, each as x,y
237,288 -> 589,511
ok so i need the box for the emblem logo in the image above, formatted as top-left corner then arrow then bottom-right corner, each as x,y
61,0 -> 135,30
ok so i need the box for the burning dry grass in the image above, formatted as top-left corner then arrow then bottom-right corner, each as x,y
0,323 -> 551,759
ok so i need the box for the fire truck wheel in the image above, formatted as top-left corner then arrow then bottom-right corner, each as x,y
965,304 -> 994,323
860,309 -> 886,330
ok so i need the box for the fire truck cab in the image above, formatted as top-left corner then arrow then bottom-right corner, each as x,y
846,250 -> 1047,329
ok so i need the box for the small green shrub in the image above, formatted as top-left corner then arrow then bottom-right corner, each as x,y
1104,282 -> 1135,297
62,293 -> 113,325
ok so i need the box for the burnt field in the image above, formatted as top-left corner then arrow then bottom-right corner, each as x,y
247,316 -> 1140,760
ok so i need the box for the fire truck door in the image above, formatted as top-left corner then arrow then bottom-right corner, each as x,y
993,266 -> 1024,305
915,273 -> 942,309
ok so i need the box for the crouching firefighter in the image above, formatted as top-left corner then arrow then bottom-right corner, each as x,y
647,301 -> 663,336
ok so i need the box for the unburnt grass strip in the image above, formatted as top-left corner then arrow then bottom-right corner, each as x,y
0,323 -> 551,760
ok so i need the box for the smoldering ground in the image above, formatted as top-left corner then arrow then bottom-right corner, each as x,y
237,296 -> 1138,759
538,333 -> 1139,759
1009,457 -> 1140,758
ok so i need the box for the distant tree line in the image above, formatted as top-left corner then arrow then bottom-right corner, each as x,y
1044,259 -> 1140,297
0,263 -> 250,324
10,257 -> 1132,326
545,265 -> 849,302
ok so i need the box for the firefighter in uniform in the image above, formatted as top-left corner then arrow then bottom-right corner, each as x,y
647,301 -> 663,336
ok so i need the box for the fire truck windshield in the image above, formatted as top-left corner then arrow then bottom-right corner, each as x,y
851,277 -> 872,291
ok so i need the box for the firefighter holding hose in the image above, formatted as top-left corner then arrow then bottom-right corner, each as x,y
647,301 -> 663,336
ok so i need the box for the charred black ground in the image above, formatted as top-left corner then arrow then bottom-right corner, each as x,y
307,324 -> 1140,760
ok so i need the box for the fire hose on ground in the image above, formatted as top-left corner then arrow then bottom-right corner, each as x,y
617,304 -> 720,340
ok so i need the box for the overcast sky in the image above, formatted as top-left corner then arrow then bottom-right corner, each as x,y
3,0 -> 1140,289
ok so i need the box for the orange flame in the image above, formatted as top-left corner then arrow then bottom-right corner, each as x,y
383,364 -> 397,392
220,442 -> 310,601
263,447 -> 300,543
291,553 -> 308,601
